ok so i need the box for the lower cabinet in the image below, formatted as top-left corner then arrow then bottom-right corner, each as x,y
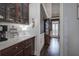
16,50 -> 24,56
24,45 -> 32,56
0,37 -> 35,56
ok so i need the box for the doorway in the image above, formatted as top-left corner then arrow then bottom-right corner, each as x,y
40,19 -> 60,56
40,3 -> 60,56
47,20 -> 60,56
51,20 -> 60,38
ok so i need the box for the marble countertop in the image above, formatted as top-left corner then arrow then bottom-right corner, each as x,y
0,34 -> 35,50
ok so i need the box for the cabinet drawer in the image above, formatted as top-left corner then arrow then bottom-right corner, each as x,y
0,37 -> 35,56
24,44 -> 32,56
26,39 -> 32,46
17,41 -> 26,51
15,50 -> 24,56
25,37 -> 35,45
1,41 -> 26,56
1,44 -> 18,56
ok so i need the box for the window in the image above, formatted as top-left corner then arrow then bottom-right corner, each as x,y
52,21 -> 59,37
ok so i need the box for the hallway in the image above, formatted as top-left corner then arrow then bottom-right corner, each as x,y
40,38 -> 59,56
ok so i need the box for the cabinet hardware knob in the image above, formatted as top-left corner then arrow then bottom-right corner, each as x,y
15,47 -> 18,49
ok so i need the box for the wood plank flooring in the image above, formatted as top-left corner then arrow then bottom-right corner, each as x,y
40,38 -> 59,56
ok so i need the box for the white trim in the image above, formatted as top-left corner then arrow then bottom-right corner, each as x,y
60,3 -> 64,56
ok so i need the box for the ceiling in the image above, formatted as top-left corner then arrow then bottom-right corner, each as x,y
42,3 -> 60,18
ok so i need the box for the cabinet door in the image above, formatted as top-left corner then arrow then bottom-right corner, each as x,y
22,3 -> 29,24
0,3 -> 29,24
15,3 -> 29,24
24,44 -> 32,56
1,41 -> 25,56
0,4 -> 6,21
31,38 -> 35,55
1,44 -> 18,56
6,3 -> 16,22
15,50 -> 24,56
15,3 -> 23,23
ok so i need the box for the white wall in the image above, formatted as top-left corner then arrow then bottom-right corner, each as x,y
29,3 -> 44,56
42,3 -> 52,18
52,3 -> 60,17
42,3 -> 60,18
60,3 -> 79,56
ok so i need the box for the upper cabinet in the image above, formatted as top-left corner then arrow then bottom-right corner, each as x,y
0,3 -> 29,24
22,4 -> 29,24
6,3 -> 16,22
0,4 -> 6,21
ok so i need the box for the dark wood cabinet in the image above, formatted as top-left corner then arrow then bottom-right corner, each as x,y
24,37 -> 35,56
24,44 -> 32,56
0,3 -> 29,24
0,37 -> 35,56
15,50 -> 24,56
1,44 -> 19,56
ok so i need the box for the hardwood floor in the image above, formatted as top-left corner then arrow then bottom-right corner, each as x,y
40,38 -> 59,56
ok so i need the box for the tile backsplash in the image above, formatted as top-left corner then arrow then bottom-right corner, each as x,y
0,22 -> 33,39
